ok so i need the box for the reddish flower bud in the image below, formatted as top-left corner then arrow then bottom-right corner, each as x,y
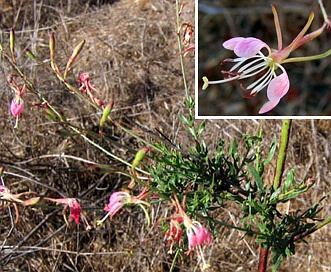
10,97 -> 24,117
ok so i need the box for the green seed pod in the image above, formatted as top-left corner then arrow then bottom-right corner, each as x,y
99,101 -> 114,134
10,28 -> 16,63
49,33 -> 56,61
132,147 -> 149,173
64,40 -> 85,79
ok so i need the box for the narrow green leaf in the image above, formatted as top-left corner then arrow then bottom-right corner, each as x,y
25,49 -> 39,61
228,140 -> 238,156
197,120 -> 206,136
178,113 -> 188,125
263,136 -> 277,166
56,130 -> 79,137
282,169 -> 295,193
247,164 -> 264,191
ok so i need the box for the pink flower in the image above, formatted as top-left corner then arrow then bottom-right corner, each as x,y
180,23 -> 194,46
8,77 -> 26,128
104,191 -> 130,219
0,185 -> 40,224
78,73 -> 104,108
202,5 -> 331,114
185,220 -> 212,250
10,97 -> 24,117
97,191 -> 150,225
45,197 -> 81,225
170,196 -> 211,269
183,217 -> 212,269
165,215 -> 184,253
67,198 -> 81,225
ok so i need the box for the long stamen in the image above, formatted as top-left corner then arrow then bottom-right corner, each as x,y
229,56 -> 260,71
205,75 -> 241,85
96,212 -> 110,225
240,62 -> 269,78
252,71 -> 275,94
237,56 -> 266,73
247,68 -> 273,92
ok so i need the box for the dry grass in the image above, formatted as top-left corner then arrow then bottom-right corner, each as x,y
0,0 -> 331,271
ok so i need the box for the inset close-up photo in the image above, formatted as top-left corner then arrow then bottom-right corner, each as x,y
1,0 -> 331,272
198,0 -> 331,116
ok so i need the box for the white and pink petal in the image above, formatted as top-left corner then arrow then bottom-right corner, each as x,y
230,37 -> 269,58
222,37 -> 245,50
258,99 -> 280,114
266,70 -> 290,101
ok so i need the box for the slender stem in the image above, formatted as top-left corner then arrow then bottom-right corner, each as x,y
282,49 -> 331,63
318,0 -> 330,23
169,249 -> 180,272
2,44 -> 156,175
294,215 -> 331,242
273,119 -> 292,191
175,0 -> 189,99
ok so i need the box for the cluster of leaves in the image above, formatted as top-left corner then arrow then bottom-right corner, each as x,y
148,99 -> 329,270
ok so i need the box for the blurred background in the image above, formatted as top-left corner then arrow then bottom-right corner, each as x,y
198,0 -> 331,116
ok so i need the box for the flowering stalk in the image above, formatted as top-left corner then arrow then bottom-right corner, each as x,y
202,5 -> 331,114
273,119 -> 291,191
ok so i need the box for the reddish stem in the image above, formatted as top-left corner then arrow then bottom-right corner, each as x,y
258,245 -> 270,272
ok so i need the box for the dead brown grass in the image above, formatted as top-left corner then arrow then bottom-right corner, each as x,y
0,0 -> 330,271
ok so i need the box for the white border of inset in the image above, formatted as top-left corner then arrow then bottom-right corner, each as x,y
194,0 -> 331,120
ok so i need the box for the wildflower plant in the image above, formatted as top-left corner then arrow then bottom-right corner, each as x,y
0,1 -> 331,271
202,2 -> 331,114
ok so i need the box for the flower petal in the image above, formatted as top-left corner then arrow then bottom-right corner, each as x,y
266,70 -> 290,101
222,37 -> 245,50
258,99 -> 280,114
234,37 -> 269,58
69,199 -> 81,225
10,98 -> 24,117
